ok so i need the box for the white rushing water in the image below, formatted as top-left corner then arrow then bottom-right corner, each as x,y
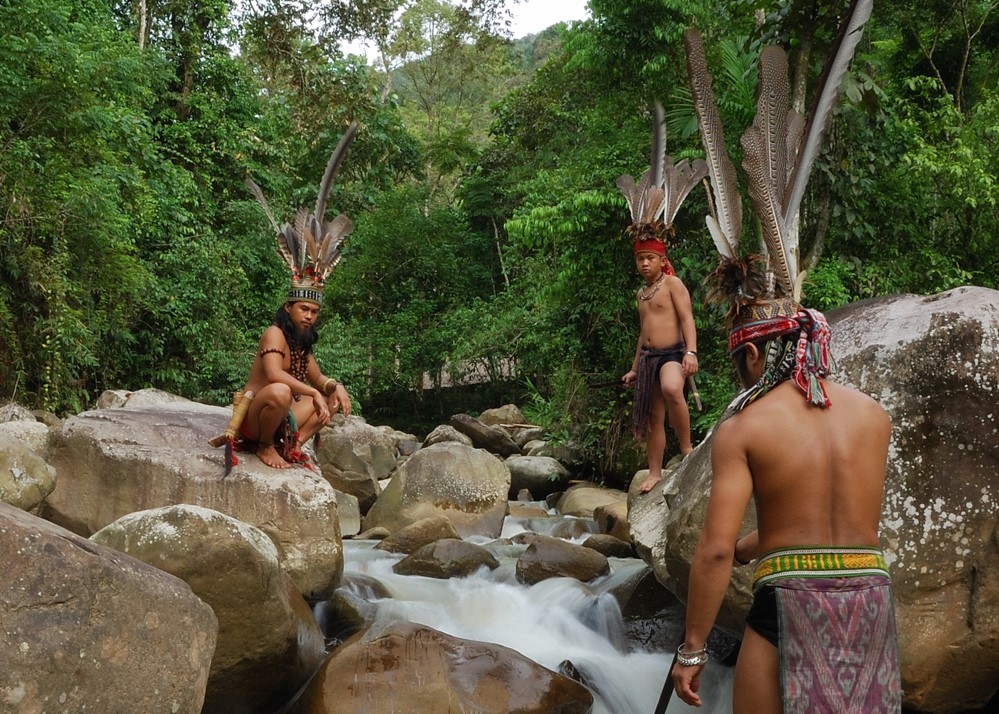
339,509 -> 734,713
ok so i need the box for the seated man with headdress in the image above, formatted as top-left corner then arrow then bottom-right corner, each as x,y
237,291 -> 351,470
210,123 -> 357,472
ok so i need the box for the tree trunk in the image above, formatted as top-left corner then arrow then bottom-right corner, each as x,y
137,0 -> 147,49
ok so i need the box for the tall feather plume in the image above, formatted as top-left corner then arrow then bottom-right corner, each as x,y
244,177 -> 280,234
293,207 -> 311,273
684,28 -> 743,259
649,102 -> 667,198
740,45 -> 796,296
781,0 -> 873,299
615,170 -> 663,226
615,174 -> 638,221
663,157 -> 709,226
246,121 -> 359,296
278,223 -> 301,273
617,102 -> 703,232
315,214 -> 353,281
314,121 -> 358,226
304,224 -> 319,273
616,102 -> 667,226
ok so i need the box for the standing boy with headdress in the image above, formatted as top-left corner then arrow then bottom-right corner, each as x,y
618,104 -> 707,494
209,122 -> 357,472
670,3 -> 902,711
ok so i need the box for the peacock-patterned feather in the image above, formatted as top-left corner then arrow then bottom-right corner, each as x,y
684,28 -> 743,260
741,45 -> 796,296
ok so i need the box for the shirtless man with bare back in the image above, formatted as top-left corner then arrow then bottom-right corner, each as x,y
622,247 -> 698,494
671,309 -> 901,712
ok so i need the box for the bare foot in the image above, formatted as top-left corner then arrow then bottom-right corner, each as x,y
638,473 -> 663,494
257,444 -> 291,469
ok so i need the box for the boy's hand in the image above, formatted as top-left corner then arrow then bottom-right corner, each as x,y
682,353 -> 699,377
621,370 -> 637,387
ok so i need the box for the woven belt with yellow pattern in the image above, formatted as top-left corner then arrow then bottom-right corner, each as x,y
752,546 -> 889,590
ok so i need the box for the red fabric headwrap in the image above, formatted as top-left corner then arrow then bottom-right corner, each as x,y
727,316 -> 800,353
634,239 -> 676,276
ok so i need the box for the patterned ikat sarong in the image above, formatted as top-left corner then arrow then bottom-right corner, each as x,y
775,575 -> 902,713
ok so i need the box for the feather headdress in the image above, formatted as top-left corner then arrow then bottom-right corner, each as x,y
686,0 -> 872,337
246,121 -> 359,306
616,102 -> 708,269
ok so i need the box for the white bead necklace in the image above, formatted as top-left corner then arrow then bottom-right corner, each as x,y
639,273 -> 666,302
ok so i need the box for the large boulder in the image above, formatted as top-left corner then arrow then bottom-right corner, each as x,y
609,565 -> 685,654
594,500 -> 632,543
515,534 -> 610,585
0,420 -> 53,459
0,502 -> 217,713
314,590 -> 373,644
0,433 -> 56,513
478,404 -> 526,426
449,413 -> 521,457
509,425 -> 546,449
375,515 -> 462,555
0,402 -> 37,422
393,539 -> 500,579
318,414 -> 399,480
43,398 -> 344,599
505,455 -> 570,500
332,489 -> 361,536
630,287 -> 999,714
362,442 -> 510,538
582,533 -> 634,559
91,505 -> 325,714
422,424 -> 473,448
320,461 -> 380,515
288,621 -> 593,714
556,482 -> 628,519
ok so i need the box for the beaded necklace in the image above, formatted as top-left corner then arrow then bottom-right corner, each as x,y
639,273 -> 666,302
290,347 -> 309,383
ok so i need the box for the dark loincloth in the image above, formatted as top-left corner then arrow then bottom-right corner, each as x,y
752,547 -> 902,713
632,342 -> 685,440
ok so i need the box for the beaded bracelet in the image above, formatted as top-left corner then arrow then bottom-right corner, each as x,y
676,643 -> 709,667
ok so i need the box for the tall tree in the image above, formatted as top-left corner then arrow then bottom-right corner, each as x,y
0,0 -> 162,410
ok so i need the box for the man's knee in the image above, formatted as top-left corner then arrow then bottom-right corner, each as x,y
260,383 -> 294,408
662,383 -> 687,406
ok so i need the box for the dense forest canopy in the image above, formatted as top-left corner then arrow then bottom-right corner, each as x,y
2,0 -> 996,477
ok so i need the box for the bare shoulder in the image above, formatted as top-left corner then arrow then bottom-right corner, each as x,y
826,380 -> 891,429
712,413 -> 749,451
665,275 -> 693,310
664,275 -> 689,293
258,325 -> 288,351
826,380 -> 890,414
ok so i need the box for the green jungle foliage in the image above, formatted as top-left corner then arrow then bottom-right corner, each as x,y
2,0 -> 996,479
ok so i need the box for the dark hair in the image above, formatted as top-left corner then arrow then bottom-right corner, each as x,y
731,333 -> 794,388
274,304 -> 318,354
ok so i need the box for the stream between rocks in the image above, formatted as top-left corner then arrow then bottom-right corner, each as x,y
311,504 -> 734,714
